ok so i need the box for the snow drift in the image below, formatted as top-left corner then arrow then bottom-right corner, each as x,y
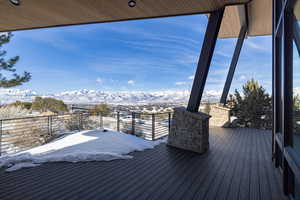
0,130 -> 166,172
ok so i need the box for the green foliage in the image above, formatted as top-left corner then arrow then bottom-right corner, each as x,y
32,97 -> 68,114
10,101 -> 32,110
294,94 -> 300,111
231,79 -> 272,129
89,104 -> 110,116
203,102 -> 211,114
0,33 -> 31,88
293,95 -> 300,132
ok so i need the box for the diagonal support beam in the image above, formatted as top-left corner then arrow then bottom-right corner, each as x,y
187,8 -> 224,112
220,25 -> 247,105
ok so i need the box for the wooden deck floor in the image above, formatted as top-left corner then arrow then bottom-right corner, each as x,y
0,128 -> 288,200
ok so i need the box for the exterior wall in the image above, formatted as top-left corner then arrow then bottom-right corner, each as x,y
209,105 -> 231,127
167,107 -> 210,154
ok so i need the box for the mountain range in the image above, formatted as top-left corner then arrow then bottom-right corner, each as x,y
0,89 -> 221,105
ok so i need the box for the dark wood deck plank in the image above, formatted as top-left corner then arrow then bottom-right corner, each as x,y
237,128 -> 252,200
202,128 -> 246,200
34,146 -> 170,200
192,129 -> 242,200
148,131 -> 229,200
257,131 -> 272,200
1,147 -> 164,199
214,128 -> 249,200
163,129 -> 229,200
175,129 -> 235,200
0,128 -> 288,200
249,129 -> 260,200
225,128 -> 250,200
94,149 -> 191,200
261,131 -> 287,200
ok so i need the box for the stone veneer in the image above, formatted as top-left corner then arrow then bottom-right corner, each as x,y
209,105 -> 231,127
167,107 -> 211,154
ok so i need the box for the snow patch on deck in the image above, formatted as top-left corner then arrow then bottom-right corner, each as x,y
0,130 -> 166,172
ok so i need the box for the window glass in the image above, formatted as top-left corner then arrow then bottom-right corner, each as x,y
293,0 -> 300,155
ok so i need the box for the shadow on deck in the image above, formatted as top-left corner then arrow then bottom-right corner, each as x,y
0,127 -> 288,200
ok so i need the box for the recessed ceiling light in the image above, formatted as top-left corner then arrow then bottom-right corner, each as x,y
9,0 -> 20,6
128,0 -> 136,8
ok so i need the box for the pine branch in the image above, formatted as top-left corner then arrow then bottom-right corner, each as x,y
0,71 -> 31,88
0,32 -> 32,88
0,56 -> 19,72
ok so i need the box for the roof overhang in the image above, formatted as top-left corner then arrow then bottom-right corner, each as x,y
0,0 -> 272,38
0,0 -> 249,32
219,0 -> 272,38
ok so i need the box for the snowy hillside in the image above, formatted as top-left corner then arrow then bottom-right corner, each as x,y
0,89 -> 221,105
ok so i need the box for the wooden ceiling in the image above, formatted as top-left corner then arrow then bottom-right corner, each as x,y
0,0 -> 249,32
0,0 -> 272,38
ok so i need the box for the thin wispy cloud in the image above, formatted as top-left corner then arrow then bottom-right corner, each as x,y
96,78 -> 104,84
175,81 -> 190,86
127,80 -> 135,85
5,14 -> 273,94
239,75 -> 247,80
188,75 -> 194,80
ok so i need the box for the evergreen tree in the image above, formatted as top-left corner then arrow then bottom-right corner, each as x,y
231,79 -> 272,129
0,32 -> 31,88
294,94 -> 300,111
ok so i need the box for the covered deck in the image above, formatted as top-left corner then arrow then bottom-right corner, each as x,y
0,128 -> 287,200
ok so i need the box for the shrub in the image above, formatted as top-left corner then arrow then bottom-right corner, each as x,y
10,101 -> 32,110
32,97 -> 68,114
89,104 -> 110,117
65,114 -> 97,131
8,125 -> 49,150
121,120 -> 144,137
65,115 -> 81,131
0,106 -> 30,119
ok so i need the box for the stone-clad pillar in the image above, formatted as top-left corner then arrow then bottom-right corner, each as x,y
209,105 -> 231,127
167,107 -> 211,154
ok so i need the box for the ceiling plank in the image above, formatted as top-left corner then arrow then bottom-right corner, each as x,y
0,0 -> 249,32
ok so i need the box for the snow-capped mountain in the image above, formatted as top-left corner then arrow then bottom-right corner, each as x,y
0,89 -> 221,105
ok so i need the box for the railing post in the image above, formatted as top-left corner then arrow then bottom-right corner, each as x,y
100,114 -> 103,129
0,120 -> 2,156
78,113 -> 81,131
152,114 -> 155,140
168,112 -> 171,134
47,116 -> 50,136
48,116 -> 53,137
132,112 -> 135,135
97,112 -> 100,127
117,112 -> 120,132
50,116 -> 53,136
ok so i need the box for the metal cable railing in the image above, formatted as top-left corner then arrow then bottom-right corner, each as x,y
0,111 -> 172,156
0,113 -> 102,156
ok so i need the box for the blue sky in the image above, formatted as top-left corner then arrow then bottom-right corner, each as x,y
3,14 -> 272,94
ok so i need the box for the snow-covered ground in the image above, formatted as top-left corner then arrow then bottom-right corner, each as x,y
0,130 -> 166,172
